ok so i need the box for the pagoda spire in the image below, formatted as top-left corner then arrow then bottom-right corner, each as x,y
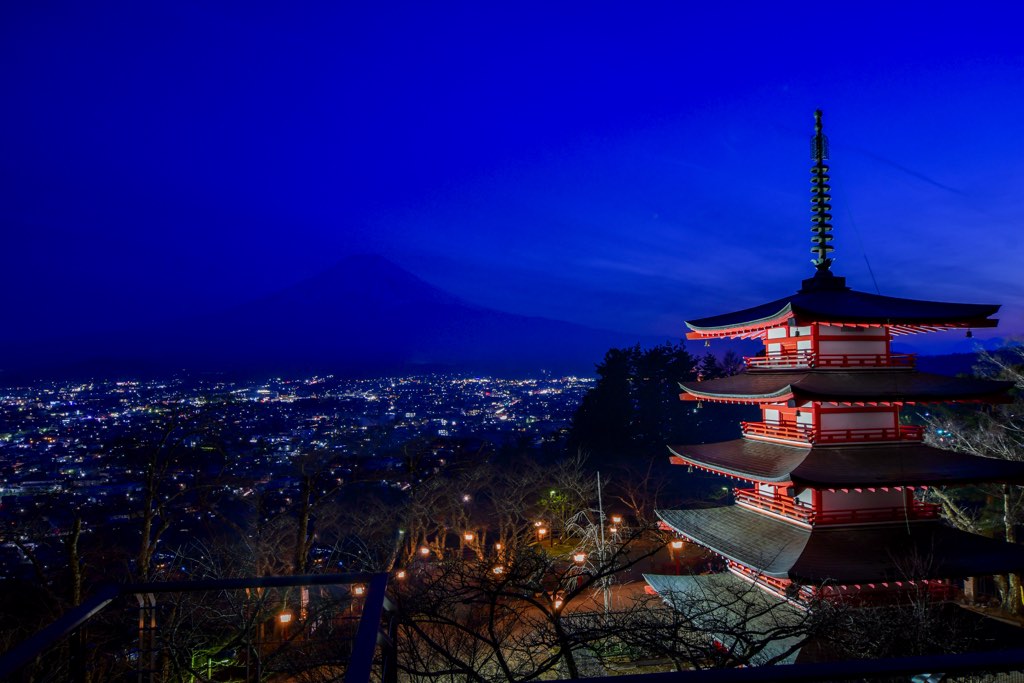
809,109 -> 834,273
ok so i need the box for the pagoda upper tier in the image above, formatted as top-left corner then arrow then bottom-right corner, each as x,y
686,272 -> 999,340
667,440 -> 1024,488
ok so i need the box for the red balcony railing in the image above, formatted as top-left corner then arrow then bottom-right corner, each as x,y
741,422 -> 924,445
740,421 -> 814,443
734,488 -> 941,525
734,488 -> 814,523
744,352 -> 916,370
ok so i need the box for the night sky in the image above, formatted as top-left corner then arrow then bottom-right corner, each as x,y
3,3 -> 1024,355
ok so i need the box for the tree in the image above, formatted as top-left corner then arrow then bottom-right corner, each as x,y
924,346 -> 1024,615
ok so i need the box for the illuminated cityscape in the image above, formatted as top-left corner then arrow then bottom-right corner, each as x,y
0,374 -> 592,579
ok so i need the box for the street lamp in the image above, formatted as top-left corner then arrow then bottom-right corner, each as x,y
573,552 -> 587,564
669,539 -> 684,574
353,585 -> 366,597
419,546 -> 430,557
278,611 -> 293,625
464,531 -> 475,542
608,526 -> 618,535
611,515 -> 623,525
492,565 -> 505,574
396,570 -> 407,580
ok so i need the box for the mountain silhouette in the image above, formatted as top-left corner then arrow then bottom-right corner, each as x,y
5,255 -> 658,379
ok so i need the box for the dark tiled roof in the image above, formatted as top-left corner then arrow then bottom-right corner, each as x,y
687,286 -> 999,332
657,505 -> 1024,583
668,440 -> 1024,486
643,573 -> 807,665
680,371 -> 1013,403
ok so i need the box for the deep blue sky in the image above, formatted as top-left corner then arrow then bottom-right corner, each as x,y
3,2 -> 1024,353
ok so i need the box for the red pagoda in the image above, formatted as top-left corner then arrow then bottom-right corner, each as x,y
645,111 -> 1024,661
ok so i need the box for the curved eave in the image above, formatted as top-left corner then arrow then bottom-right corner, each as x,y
667,444 -> 798,484
668,440 -> 1024,487
659,505 -> 1024,584
679,372 -> 1013,406
685,303 -> 794,340
684,288 -> 1000,340
657,507 -> 802,580
679,381 -> 796,405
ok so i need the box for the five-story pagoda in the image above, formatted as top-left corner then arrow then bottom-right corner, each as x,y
645,111 -> 1024,653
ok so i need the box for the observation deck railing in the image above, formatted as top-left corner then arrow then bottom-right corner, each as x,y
734,488 -> 941,525
744,351 -> 916,370
740,421 -> 924,445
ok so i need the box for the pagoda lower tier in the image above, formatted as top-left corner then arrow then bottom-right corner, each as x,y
667,440 -> 1024,488
657,505 -> 1024,585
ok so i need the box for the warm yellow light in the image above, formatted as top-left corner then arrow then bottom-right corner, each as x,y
554,597 -> 564,609
420,546 -> 430,556
670,540 -> 684,550
573,552 -> 586,563
278,611 -> 293,624
534,521 -> 543,527
494,543 -> 502,550
464,532 -> 474,542
538,528 -> 548,536
611,515 -> 623,524
493,565 -> 505,574
609,526 -> 618,534
396,570 -> 407,579
353,585 -> 366,596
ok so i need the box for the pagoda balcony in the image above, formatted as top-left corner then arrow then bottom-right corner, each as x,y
744,351 -> 916,370
741,421 -> 924,445
734,488 -> 941,525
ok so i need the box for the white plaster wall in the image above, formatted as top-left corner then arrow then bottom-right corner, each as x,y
820,412 -> 895,430
821,326 -> 884,337
820,489 -> 905,511
763,408 -> 780,423
767,328 -> 788,340
818,340 -> 888,355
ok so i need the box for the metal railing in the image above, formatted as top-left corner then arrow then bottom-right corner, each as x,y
0,572 -> 395,683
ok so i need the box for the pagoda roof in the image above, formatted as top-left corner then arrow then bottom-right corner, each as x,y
680,370 -> 1012,404
667,440 -> 1024,487
686,277 -> 999,339
657,505 -> 1024,584
643,572 -> 808,665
